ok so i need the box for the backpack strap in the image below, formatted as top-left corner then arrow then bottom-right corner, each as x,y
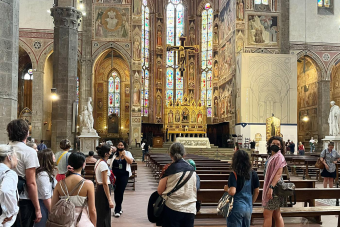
77,180 -> 85,195
69,179 -> 86,196
56,151 -> 68,166
76,198 -> 88,224
233,171 -> 237,181
167,171 -> 194,197
60,179 -> 69,198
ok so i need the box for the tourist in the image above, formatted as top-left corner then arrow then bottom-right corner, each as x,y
51,152 -> 96,226
7,119 -> 42,227
224,150 -> 260,227
285,139 -> 290,153
320,142 -> 340,188
37,140 -> 47,151
86,151 -> 97,164
262,136 -> 286,227
35,149 -> 57,227
142,140 -> 149,162
298,142 -> 305,155
309,137 -> 315,153
157,142 -> 196,227
55,139 -> 71,182
95,145 -> 113,226
27,142 -> 38,152
250,140 -> 256,151
289,141 -> 295,154
0,145 -> 19,227
141,140 -> 146,162
112,141 -> 134,217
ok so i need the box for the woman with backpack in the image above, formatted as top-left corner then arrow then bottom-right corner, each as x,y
224,150 -> 260,227
0,145 -> 19,227
35,149 -> 57,227
94,144 -> 114,226
51,152 -> 96,226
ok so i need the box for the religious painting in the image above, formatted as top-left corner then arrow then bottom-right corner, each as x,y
175,111 -> 181,123
213,60 -> 219,79
236,30 -> 245,54
191,111 -> 196,123
133,0 -> 142,16
247,14 -> 279,47
255,133 -> 262,147
97,98 -> 103,109
213,96 -> 218,117
197,112 -> 203,124
266,116 -> 280,141
168,110 -> 174,123
108,113 -> 119,133
156,95 -> 162,117
182,108 -> 189,122
189,62 -> 195,81
219,79 -> 234,118
236,0 -> 244,21
219,0 -> 235,45
93,5 -> 130,41
133,83 -> 140,106
218,35 -> 235,80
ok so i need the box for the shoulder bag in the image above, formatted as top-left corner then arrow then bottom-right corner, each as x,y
153,171 -> 194,217
315,150 -> 326,169
217,171 -> 236,218
273,166 -> 296,205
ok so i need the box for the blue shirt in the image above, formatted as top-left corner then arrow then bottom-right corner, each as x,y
37,143 -> 47,151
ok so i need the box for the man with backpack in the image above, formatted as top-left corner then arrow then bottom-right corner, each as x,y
7,119 -> 42,226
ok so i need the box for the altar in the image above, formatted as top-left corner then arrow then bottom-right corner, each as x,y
175,137 -> 211,149
164,96 -> 207,142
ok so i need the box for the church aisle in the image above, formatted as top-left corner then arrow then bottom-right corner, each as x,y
110,161 -> 158,227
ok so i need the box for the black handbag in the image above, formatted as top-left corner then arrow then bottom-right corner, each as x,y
153,171 -> 194,217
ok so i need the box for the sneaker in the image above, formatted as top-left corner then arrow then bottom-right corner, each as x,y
114,213 -> 120,217
120,210 -> 123,214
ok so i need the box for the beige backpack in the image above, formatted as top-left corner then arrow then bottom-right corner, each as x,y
46,179 -> 87,227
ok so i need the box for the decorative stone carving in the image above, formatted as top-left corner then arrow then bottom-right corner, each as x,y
175,137 -> 211,148
50,7 -> 82,30
328,101 -> 340,136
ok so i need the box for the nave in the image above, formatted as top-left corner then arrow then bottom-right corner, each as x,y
112,159 -> 338,226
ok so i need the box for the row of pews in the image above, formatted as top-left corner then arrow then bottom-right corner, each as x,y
84,158 -> 138,190
147,153 -> 340,226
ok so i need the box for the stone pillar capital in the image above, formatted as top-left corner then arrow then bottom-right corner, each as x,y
50,6 -> 82,30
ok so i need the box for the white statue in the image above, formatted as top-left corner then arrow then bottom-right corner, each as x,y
80,97 -> 95,133
328,101 -> 340,136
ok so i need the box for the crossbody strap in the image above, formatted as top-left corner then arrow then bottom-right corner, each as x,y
76,198 -> 88,223
56,151 -> 68,166
167,171 -> 194,197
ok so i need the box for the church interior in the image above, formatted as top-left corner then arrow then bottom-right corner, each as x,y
2,0 -> 340,226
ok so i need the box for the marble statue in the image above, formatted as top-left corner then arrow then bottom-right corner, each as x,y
80,97 -> 95,133
328,101 -> 340,136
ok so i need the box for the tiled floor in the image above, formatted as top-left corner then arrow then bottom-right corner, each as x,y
110,161 -> 339,226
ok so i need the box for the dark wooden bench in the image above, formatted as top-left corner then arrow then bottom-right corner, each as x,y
198,174 -> 288,181
200,180 -> 316,189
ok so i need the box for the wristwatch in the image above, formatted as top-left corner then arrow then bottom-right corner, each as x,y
269,184 -> 275,189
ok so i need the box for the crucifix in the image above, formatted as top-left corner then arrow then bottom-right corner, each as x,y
166,36 -> 199,77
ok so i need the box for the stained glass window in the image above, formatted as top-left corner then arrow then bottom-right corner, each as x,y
318,0 -> 331,7
255,0 -> 268,4
141,1 -> 149,116
108,71 -> 120,116
166,0 -> 184,104
201,4 -> 213,117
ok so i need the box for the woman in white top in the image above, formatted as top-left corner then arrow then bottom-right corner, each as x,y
157,142 -> 197,227
52,152 -> 96,226
35,149 -> 57,227
112,141 -> 134,217
0,145 -> 19,227
95,145 -> 114,226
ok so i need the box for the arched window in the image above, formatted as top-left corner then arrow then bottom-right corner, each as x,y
166,0 -> 184,104
108,71 -> 120,116
201,3 -> 213,117
141,0 -> 149,116
318,0 -> 333,14
24,69 -> 33,80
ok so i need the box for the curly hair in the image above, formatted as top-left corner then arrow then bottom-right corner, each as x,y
36,149 -> 55,181
60,139 -> 71,150
7,119 -> 29,142
267,136 -> 285,155
231,150 -> 251,180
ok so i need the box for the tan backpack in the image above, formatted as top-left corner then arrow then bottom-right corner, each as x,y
46,179 -> 87,227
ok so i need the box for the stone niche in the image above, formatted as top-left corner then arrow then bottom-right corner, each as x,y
235,53 -> 298,153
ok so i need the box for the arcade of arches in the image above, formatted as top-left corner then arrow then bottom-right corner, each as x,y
2,0 -> 340,154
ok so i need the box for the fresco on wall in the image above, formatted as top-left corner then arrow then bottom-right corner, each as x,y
247,14 -> 279,46
219,78 -> 234,119
94,0 -> 131,3
93,5 -> 130,41
218,35 -> 235,80
236,0 -> 244,21
219,0 -> 235,45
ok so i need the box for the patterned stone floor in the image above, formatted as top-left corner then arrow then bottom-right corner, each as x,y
110,161 -> 339,226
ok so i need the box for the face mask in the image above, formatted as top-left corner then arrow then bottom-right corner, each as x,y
270,145 -> 280,153
109,153 -> 114,159
117,148 -> 124,152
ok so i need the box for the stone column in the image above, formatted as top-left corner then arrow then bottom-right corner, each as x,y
0,0 -> 19,143
50,6 -> 82,151
31,71 -> 45,142
318,80 -> 330,150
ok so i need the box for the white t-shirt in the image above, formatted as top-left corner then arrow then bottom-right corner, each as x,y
95,160 -> 110,184
9,141 -> 40,200
36,171 -> 57,200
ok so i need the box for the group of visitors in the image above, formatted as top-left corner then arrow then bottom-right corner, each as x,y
285,140 -> 296,154
0,119 -> 134,227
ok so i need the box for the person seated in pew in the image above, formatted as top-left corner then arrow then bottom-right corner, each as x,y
224,150 -> 260,227
263,136 -> 287,227
320,142 -> 340,188
85,151 -> 97,164
157,143 -> 197,227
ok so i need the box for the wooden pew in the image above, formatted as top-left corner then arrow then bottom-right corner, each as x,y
198,174 -> 288,181
200,180 -> 316,189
